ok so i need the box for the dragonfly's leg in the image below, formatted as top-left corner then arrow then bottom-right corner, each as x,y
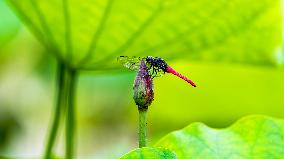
151,68 -> 157,77
152,67 -> 155,75
148,64 -> 152,72
149,66 -> 155,79
152,69 -> 156,77
154,69 -> 158,77
149,65 -> 154,75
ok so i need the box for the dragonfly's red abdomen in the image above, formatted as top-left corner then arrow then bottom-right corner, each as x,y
166,66 -> 196,87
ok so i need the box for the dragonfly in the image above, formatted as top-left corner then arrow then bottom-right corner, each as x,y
117,56 -> 196,87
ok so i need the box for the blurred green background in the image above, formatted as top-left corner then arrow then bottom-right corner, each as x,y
1,0 -> 284,158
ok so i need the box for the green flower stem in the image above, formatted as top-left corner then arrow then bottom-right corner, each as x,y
138,109 -> 147,148
65,67 -> 78,159
44,62 -> 68,159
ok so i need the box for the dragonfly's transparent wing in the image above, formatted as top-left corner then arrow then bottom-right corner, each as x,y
117,56 -> 142,71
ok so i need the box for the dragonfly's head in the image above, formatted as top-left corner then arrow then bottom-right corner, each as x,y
145,56 -> 154,63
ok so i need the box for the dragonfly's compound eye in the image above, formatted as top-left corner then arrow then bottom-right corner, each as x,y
146,57 -> 151,63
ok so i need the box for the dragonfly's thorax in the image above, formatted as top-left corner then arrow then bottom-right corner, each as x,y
146,56 -> 168,72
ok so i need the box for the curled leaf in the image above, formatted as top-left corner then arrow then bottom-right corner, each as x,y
155,115 -> 284,159
8,0 -> 282,70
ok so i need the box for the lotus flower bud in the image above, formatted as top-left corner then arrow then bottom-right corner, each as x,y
133,60 -> 154,111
